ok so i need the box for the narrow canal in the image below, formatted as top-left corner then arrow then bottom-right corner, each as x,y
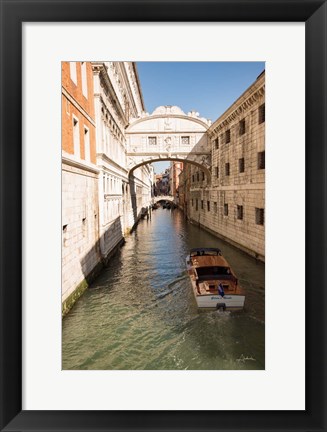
62,207 -> 265,370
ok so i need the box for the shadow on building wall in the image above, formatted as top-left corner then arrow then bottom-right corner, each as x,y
63,216 -> 127,316
128,174 -> 138,223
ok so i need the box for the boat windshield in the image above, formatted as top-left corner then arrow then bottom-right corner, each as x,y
196,266 -> 231,276
190,248 -> 222,257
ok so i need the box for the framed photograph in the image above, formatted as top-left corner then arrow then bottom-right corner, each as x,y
1,1 -> 326,431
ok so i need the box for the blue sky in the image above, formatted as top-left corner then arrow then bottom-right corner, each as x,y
136,62 -> 265,173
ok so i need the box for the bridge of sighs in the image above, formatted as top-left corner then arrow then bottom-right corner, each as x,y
126,105 -> 212,178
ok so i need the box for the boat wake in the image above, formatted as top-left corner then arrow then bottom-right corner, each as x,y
215,309 -> 231,317
168,274 -> 188,287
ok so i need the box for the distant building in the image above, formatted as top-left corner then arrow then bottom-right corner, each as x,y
169,161 -> 183,199
155,169 -> 170,195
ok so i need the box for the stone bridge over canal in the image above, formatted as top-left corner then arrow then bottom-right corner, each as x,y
126,105 -> 212,178
152,195 -> 175,204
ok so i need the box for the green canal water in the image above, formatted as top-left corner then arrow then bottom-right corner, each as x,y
62,208 -> 265,370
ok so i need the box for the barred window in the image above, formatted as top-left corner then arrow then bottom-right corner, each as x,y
224,203 -> 228,216
258,103 -> 265,124
239,158 -> 245,173
148,136 -> 157,145
239,119 -> 246,135
237,205 -> 243,220
181,136 -> 190,145
225,129 -> 231,143
258,151 -> 265,169
220,134 -> 224,145
255,208 -> 265,225
225,162 -> 230,176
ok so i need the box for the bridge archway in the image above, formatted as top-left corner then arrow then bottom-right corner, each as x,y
126,105 -> 212,179
128,157 -> 211,180
152,195 -> 175,204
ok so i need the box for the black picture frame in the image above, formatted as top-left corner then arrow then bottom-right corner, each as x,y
0,1 -> 326,431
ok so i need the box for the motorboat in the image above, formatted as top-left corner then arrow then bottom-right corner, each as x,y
186,248 -> 245,310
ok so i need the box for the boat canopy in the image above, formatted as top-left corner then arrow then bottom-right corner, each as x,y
190,248 -> 222,257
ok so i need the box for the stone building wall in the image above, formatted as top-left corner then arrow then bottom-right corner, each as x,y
92,62 -> 153,261
62,162 -> 100,313
184,71 -> 265,260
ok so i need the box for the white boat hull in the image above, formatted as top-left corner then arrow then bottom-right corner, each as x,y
190,279 -> 245,309
196,292 -> 245,309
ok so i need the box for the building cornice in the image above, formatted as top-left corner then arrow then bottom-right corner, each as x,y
62,154 -> 100,175
133,63 -> 146,112
208,73 -> 265,137
97,153 -> 129,173
127,114 -> 210,131
62,87 -> 96,127
126,130 -> 207,135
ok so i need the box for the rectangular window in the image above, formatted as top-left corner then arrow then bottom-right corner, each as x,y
181,136 -> 190,145
197,172 -> 199,182
207,201 -> 210,212
73,116 -> 80,158
225,162 -> 230,176
84,127 -> 90,162
196,199 -> 198,211
214,137 -> 219,149
239,119 -> 246,135
237,205 -> 243,220
201,200 -> 204,210
239,157 -> 245,173
202,172 -> 205,181
148,136 -> 157,145
258,151 -> 265,169
255,208 -> 265,225
224,203 -> 228,216
81,62 -> 88,98
192,174 -> 195,182
258,103 -> 265,124
225,129 -> 231,143
214,202 -> 217,213
215,166 -> 219,178
69,62 -> 77,85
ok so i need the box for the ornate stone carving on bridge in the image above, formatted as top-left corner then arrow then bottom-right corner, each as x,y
126,105 -> 212,177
